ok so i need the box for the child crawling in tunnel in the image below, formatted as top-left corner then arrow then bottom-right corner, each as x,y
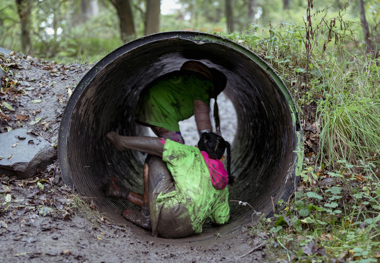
104,131 -> 234,238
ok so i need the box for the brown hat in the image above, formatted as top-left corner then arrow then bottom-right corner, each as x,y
180,61 -> 213,80
181,61 -> 227,98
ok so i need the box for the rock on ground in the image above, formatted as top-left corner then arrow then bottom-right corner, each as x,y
0,128 -> 56,178
0,47 -> 12,56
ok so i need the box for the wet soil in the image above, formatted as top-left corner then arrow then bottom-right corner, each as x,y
0,53 -> 275,262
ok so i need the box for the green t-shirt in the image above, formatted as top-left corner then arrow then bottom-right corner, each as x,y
155,139 -> 230,234
136,71 -> 214,132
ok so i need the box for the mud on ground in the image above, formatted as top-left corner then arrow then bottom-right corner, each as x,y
0,53 -> 276,262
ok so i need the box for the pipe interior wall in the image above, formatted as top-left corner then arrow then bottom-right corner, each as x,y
58,32 -> 303,244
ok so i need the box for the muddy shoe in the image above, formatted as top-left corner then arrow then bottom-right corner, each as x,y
123,209 -> 151,230
104,177 -> 130,199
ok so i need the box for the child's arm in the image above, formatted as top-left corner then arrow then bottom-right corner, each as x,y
106,132 -> 164,157
194,100 -> 212,136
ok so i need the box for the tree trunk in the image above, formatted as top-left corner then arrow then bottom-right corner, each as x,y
89,0 -> 99,17
225,0 -> 234,32
15,0 -> 33,54
81,0 -> 99,22
248,0 -> 257,24
110,0 -> 136,43
283,0 -> 290,9
358,0 -> 372,53
144,0 -> 160,36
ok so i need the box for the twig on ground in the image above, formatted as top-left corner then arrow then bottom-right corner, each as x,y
229,200 -> 254,210
238,242 -> 266,258
96,216 -> 128,231
271,196 -> 276,213
229,200 -> 258,225
287,192 -> 294,207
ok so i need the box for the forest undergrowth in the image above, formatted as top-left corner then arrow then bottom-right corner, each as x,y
217,3 -> 380,263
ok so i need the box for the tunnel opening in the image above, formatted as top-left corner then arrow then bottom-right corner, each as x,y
58,31 -> 303,245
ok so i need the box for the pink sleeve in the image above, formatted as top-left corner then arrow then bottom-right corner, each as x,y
160,138 -> 166,145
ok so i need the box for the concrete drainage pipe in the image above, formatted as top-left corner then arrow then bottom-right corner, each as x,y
58,31 -> 303,244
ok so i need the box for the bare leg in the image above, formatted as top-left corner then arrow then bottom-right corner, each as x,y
143,162 -> 149,206
122,160 -> 151,229
105,133 -> 161,230
104,177 -> 144,206
127,192 -> 144,207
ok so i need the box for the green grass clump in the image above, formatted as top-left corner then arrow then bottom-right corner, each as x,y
319,97 -> 380,166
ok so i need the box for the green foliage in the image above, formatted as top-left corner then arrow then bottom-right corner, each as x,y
249,159 -> 380,261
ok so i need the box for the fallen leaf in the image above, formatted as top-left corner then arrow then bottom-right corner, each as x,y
31,99 -> 42,103
38,206 -> 53,216
303,121 -> 316,133
0,185 -> 11,193
337,251 -> 348,261
57,95 -> 65,103
5,194 -> 11,202
29,117 -> 42,125
16,114 -> 29,121
314,246 -> 327,256
68,87 -> 72,97
14,252 -> 30,257
32,109 -> 41,115
2,101 -> 15,111
355,175 -> 365,181
0,112 -> 11,121
320,233 -> 333,241
0,220 -> 8,228
62,211 -> 71,220
344,220 -> 353,227
12,142 -> 19,148
37,182 -> 44,190
302,241 -> 314,255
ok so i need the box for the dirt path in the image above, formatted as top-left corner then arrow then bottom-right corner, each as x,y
0,53 -> 275,263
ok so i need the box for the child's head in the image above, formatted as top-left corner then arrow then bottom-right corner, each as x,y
198,132 -> 226,159
198,132 -> 234,185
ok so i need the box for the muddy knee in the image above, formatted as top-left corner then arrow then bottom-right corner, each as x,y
146,156 -> 172,190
